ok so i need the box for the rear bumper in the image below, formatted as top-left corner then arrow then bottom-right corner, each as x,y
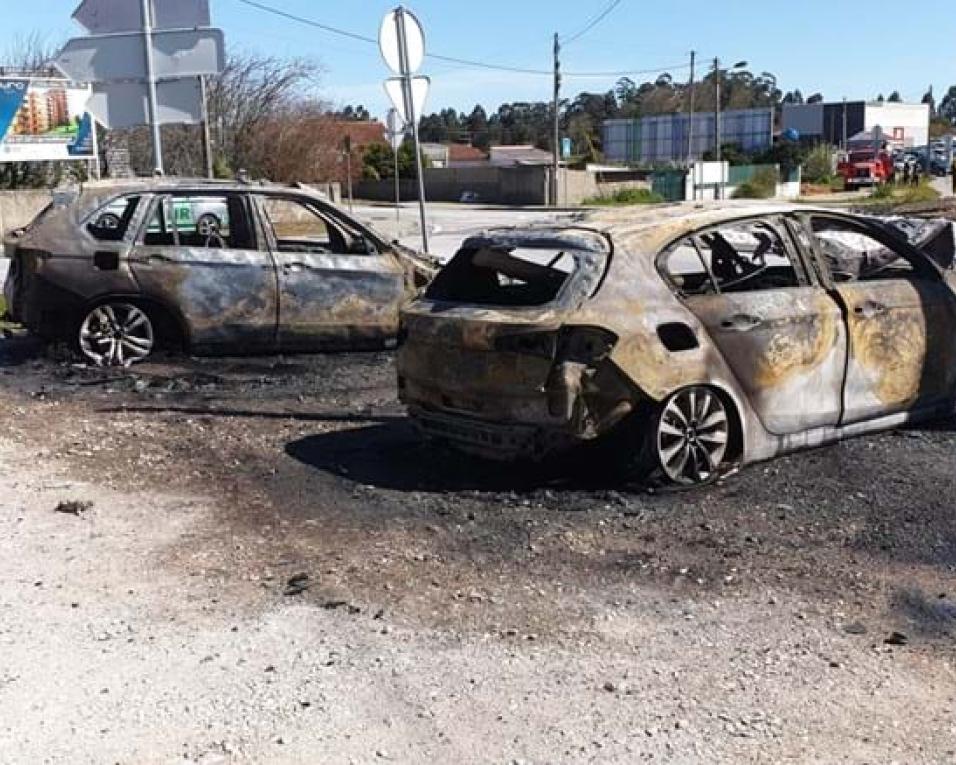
407,405 -> 576,460
19,275 -> 86,338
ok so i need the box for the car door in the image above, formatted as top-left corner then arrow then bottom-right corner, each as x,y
254,194 -> 406,351
662,216 -> 847,435
803,213 -> 956,423
128,192 -> 279,350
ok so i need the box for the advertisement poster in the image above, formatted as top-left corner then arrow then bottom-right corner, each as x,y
0,78 -> 94,163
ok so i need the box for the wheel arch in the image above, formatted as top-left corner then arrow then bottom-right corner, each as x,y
79,293 -> 191,350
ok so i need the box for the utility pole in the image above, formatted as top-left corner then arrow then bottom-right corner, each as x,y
343,134 -> 354,214
394,147 -> 401,228
686,50 -> 696,200
552,32 -> 561,208
140,0 -> 163,174
713,57 -> 722,199
842,97 -> 848,150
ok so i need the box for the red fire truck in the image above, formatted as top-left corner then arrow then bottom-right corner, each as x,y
837,147 -> 895,191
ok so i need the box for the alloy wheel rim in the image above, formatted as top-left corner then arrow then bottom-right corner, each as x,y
656,387 -> 729,486
79,303 -> 154,367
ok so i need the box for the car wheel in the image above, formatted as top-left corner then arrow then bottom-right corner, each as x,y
655,386 -> 730,487
196,214 -> 221,237
95,212 -> 122,230
78,302 -> 155,367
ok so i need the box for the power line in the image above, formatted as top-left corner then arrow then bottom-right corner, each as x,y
234,0 -> 377,45
562,0 -> 624,46
233,0 -> 688,79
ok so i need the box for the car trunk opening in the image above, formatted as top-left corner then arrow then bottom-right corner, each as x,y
399,235 -> 623,431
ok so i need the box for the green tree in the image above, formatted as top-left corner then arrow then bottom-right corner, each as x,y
938,85 -> 956,124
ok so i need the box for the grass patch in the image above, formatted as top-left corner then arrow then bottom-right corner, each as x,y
583,187 -> 664,206
853,181 -> 941,207
0,295 -> 15,332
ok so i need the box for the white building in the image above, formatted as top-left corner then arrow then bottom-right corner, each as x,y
782,101 -> 930,148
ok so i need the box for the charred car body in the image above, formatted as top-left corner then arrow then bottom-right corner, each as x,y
3,180 -> 436,365
398,203 -> 956,486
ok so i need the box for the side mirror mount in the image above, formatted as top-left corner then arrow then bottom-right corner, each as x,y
352,235 -> 378,255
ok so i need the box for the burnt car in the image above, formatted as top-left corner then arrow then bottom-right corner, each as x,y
3,180 -> 436,366
398,203 -> 956,487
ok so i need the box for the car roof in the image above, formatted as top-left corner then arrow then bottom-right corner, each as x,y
66,178 -> 336,221
584,201 -> 833,254
472,202 -> 832,256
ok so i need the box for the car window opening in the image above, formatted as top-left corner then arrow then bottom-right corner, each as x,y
87,196 -> 141,242
810,218 -> 917,283
261,197 -> 370,255
425,245 -> 577,307
666,221 -> 802,296
142,195 -> 255,250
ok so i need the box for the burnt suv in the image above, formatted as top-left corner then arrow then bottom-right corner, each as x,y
4,179 -> 435,366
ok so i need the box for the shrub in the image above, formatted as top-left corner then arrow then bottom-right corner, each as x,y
732,167 -> 779,199
803,144 -> 834,184
583,187 -> 664,206
870,182 -> 895,200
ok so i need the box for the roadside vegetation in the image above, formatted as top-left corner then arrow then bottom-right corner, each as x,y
582,187 -> 664,206
0,297 -> 15,332
863,180 -> 941,206
732,167 -> 779,199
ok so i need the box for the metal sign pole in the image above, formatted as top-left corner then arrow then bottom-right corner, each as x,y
394,145 -> 401,227
396,8 -> 428,253
90,117 -> 101,180
141,0 -> 163,173
199,75 -> 213,178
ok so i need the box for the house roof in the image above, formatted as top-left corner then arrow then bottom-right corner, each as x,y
489,145 -> 553,165
448,144 -> 488,163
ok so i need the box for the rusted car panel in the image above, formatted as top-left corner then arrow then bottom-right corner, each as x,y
3,179 -> 437,364
398,202 -> 956,486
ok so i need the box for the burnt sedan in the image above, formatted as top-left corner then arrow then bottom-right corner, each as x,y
398,203 -> 956,487
3,180 -> 436,366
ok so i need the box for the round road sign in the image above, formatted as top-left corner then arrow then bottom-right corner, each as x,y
379,7 -> 425,75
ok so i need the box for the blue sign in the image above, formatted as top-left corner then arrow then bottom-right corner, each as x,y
0,80 -> 29,141
561,136 -> 572,159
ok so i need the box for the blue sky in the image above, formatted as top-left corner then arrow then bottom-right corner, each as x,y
8,0 -> 956,120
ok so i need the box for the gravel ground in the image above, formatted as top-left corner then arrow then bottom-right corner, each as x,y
1,336 -> 956,763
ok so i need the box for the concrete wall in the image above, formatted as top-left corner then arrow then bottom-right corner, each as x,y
356,165 -> 550,206
0,191 -> 52,282
558,169 -> 651,205
0,190 -> 52,239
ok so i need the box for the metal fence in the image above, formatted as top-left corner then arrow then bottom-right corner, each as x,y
651,169 -> 686,202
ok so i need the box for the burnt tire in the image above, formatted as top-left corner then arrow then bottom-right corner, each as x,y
653,386 -> 730,486
610,387 -> 734,488
77,302 -> 155,367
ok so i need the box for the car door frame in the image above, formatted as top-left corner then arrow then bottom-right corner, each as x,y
252,192 -> 408,351
127,190 -> 281,351
658,214 -> 850,436
792,211 -> 956,424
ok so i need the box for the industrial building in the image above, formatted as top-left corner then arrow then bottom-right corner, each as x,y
782,101 -> 930,148
603,108 -> 774,165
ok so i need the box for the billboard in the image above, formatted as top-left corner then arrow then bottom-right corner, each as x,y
0,78 -> 94,163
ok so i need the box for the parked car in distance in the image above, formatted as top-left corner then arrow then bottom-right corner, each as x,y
3,179 -> 437,366
397,203 -> 956,487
